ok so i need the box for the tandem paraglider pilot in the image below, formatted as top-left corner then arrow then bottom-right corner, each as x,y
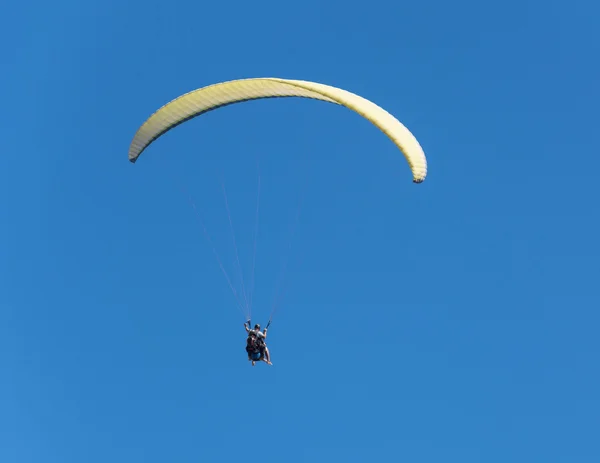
244,320 -> 272,366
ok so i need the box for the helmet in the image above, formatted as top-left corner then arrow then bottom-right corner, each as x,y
254,324 -> 260,330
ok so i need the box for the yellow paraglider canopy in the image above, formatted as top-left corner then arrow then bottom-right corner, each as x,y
129,77 -> 427,183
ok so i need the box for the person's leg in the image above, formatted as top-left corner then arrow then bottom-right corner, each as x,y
263,346 -> 272,365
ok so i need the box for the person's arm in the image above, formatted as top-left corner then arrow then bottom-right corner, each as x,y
244,319 -> 251,332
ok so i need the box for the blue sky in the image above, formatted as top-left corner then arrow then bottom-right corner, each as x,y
2,0 -> 599,461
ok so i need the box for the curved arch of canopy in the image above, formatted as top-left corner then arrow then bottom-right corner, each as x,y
128,77 -> 428,183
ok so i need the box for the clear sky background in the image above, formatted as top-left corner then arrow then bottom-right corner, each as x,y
2,0 -> 599,462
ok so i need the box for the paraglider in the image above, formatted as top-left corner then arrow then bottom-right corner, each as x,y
129,77 -> 429,366
244,320 -> 272,366
128,77 -> 428,183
